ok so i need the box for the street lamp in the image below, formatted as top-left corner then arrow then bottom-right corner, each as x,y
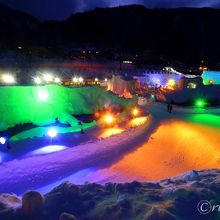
79,77 -> 84,83
132,108 -> 139,117
104,114 -> 114,125
43,73 -> 53,83
54,77 -> 61,83
34,77 -> 42,85
73,77 -> 79,83
1,74 -> 16,84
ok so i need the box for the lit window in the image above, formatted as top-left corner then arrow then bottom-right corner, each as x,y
167,79 -> 176,87
208,80 -> 214,85
187,83 -> 197,89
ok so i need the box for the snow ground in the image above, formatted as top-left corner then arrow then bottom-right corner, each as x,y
0,116 -> 152,194
36,104 -> 220,193
1,129 -> 97,162
0,102 -> 220,195
77,119 -> 220,183
4,169 -> 220,220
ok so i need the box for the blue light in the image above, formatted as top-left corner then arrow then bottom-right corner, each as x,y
47,128 -> 57,138
30,145 -> 67,155
0,137 -> 6,145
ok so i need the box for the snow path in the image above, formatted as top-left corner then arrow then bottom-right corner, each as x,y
0,116 -> 153,194
1,103 -> 220,195
80,120 -> 220,184
37,104 -> 220,189
65,104 -> 220,184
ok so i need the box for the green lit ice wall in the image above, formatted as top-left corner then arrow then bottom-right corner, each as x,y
0,85 -> 136,131
201,71 -> 220,85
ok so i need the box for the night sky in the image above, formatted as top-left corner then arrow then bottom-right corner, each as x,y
0,0 -> 220,20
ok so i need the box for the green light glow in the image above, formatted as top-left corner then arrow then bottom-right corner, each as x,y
0,85 -> 135,131
195,99 -> 205,108
10,122 -> 96,141
186,114 -> 220,128
38,90 -> 49,101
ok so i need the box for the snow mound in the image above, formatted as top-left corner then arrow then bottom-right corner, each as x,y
175,170 -> 200,182
1,169 -> 220,220
0,193 -> 21,210
0,85 -> 136,131
0,116 -> 151,194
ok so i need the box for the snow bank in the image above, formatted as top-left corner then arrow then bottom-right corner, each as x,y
0,116 -> 151,194
150,102 -> 220,115
0,85 -> 136,131
10,121 -> 96,141
165,86 -> 220,103
1,169 -> 220,220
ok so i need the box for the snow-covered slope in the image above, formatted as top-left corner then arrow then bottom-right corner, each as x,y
0,169 -> 219,220
0,116 -> 151,194
0,85 -> 136,130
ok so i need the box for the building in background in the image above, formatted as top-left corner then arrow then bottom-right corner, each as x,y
201,71 -> 220,85
107,75 -> 139,98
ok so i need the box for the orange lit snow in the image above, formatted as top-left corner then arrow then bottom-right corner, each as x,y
129,116 -> 148,127
98,128 -> 124,138
88,119 -> 220,182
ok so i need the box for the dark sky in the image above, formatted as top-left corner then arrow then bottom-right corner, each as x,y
0,0 -> 220,20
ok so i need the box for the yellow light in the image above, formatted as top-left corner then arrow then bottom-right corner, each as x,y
78,77 -> 84,83
43,73 -> 53,82
209,80 -> 214,85
73,77 -> 79,83
130,116 -> 148,127
54,77 -> 61,83
167,79 -> 175,87
1,74 -> 16,84
95,78 -> 98,82
34,77 -> 42,84
123,60 -> 133,64
98,128 -> 124,138
132,108 -> 139,117
104,114 -> 114,124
